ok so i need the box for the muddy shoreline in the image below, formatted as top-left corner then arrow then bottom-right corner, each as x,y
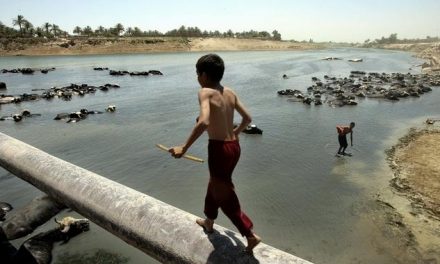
386,128 -> 440,220
366,126 -> 440,262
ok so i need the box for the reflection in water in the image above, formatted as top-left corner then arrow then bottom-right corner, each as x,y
54,249 -> 129,264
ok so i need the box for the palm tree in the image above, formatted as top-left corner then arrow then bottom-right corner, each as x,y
82,26 -> 93,36
51,24 -> 60,37
125,27 -> 133,36
60,31 -> 69,38
114,23 -> 124,36
23,20 -> 34,37
35,27 -> 44,37
12,14 -> 25,35
133,27 -> 142,37
43,22 -> 51,37
0,21 -> 5,37
73,26 -> 82,36
94,25 -> 105,36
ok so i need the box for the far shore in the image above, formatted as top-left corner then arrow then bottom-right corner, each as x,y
0,37 -> 323,57
1,37 -> 439,75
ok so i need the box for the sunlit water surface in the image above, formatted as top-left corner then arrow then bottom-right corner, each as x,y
0,49 -> 438,263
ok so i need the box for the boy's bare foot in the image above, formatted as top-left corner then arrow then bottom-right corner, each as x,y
196,218 -> 214,233
245,233 -> 262,253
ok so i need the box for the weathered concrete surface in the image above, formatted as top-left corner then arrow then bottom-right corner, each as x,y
0,132 -> 313,264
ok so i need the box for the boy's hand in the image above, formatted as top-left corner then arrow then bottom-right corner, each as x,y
169,146 -> 186,158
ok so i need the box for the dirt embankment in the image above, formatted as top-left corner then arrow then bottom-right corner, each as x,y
379,127 -> 440,262
381,42 -> 440,74
386,128 -> 440,219
0,37 -> 322,56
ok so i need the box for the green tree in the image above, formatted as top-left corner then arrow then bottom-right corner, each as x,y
226,29 -> 234,38
389,33 -> 398,43
114,23 -> 124,36
94,25 -> 105,36
125,27 -> 133,36
133,27 -> 143,37
51,24 -> 60,37
43,22 -> 51,37
272,30 -> 281,40
0,21 -> 5,37
73,26 -> 82,36
12,14 -> 25,35
35,27 -> 44,37
82,26 -> 93,36
23,20 -> 33,36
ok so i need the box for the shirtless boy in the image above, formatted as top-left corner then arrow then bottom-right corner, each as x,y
169,54 -> 261,252
336,122 -> 355,156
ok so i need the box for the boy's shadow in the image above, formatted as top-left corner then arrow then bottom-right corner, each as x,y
205,229 -> 260,263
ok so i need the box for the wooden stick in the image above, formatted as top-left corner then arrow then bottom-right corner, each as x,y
156,144 -> 204,163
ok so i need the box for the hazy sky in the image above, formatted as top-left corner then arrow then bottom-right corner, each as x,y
1,0 -> 439,42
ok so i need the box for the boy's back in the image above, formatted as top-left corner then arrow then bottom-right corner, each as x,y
203,86 -> 238,141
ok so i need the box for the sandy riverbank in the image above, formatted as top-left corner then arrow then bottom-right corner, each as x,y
380,42 -> 440,74
0,37 -> 322,56
387,128 -> 440,219
372,126 -> 440,262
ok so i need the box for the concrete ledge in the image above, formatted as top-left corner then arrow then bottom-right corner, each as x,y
0,132 -> 312,264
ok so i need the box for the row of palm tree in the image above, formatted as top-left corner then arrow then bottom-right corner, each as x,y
72,24 -> 282,40
1,15 -> 283,40
1,15 -> 67,38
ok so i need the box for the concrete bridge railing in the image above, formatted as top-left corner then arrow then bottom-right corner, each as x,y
0,132 -> 313,264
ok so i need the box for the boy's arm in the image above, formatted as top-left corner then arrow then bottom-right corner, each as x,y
350,131 -> 353,146
169,89 -> 210,158
233,94 -> 252,136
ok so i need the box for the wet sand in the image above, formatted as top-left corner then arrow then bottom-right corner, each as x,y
383,127 -> 440,262
387,128 -> 440,218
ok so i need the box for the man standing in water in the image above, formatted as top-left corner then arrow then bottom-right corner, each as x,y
169,54 -> 261,252
336,122 -> 355,156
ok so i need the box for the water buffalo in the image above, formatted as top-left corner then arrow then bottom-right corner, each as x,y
0,202 -> 13,221
2,196 -> 66,240
243,124 -> 263,135
1,216 -> 89,264
106,105 -> 116,112
0,110 -> 40,122
54,108 -> 107,123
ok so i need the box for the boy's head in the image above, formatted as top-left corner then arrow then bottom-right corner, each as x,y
196,54 -> 225,83
350,122 -> 355,128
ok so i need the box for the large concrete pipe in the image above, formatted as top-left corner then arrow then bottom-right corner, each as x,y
0,132 -> 312,264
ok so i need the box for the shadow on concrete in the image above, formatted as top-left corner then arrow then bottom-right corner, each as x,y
206,229 -> 259,263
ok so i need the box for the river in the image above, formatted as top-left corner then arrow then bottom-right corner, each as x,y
0,48 -> 438,263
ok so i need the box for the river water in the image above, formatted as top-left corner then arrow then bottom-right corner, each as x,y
0,48 -> 438,263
